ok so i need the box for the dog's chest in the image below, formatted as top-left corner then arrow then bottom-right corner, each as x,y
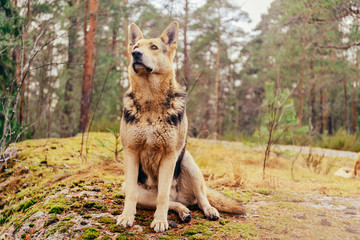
121,90 -> 186,149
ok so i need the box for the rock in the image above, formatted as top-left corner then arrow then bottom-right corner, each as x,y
345,226 -> 360,234
293,213 -> 306,219
344,209 -> 357,215
320,218 -> 331,226
169,221 -> 178,228
132,225 -> 143,232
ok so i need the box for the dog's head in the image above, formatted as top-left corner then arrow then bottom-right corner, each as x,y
128,22 -> 179,75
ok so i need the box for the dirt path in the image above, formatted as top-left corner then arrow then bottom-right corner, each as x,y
275,144 -> 359,159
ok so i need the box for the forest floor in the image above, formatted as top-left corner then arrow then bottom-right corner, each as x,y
0,133 -> 359,240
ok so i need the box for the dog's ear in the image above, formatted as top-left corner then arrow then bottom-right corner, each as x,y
128,23 -> 143,46
160,21 -> 178,46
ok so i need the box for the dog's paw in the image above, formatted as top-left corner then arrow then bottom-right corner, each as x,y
150,218 -> 169,232
204,207 -> 220,221
179,211 -> 192,223
117,214 -> 135,227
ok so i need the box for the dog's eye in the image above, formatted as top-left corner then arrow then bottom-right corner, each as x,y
134,46 -> 138,50
150,45 -> 158,50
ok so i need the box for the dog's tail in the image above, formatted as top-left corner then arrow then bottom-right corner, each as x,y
354,152 -> 360,176
207,188 -> 245,215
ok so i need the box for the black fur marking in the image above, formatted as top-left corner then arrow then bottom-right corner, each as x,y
126,92 -> 135,100
131,30 -> 138,44
133,99 -> 141,112
166,107 -> 184,126
147,118 -> 152,125
167,28 -> 175,45
123,108 -> 137,123
138,163 -> 148,184
174,92 -> 187,100
126,92 -> 141,112
163,91 -> 174,108
162,44 -> 167,54
173,144 -> 186,179
163,91 -> 187,109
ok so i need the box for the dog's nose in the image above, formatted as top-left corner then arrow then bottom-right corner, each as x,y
132,49 -> 143,59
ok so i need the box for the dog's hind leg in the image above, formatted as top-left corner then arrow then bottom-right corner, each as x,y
179,151 -> 220,220
135,184 -> 192,223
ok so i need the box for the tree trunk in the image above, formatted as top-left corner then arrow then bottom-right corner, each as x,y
298,37 -> 306,127
123,0 -> 129,60
183,0 -> 190,90
309,61 -> 316,133
322,88 -> 328,133
12,0 -> 30,125
61,0 -> 79,137
319,88 -> 323,134
342,53 -> 349,132
213,1 -> 221,139
327,100 -> 333,135
352,51 -> 358,133
79,0 -> 98,133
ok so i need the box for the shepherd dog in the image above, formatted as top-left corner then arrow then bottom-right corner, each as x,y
354,152 -> 360,177
334,152 -> 360,178
117,21 -> 245,232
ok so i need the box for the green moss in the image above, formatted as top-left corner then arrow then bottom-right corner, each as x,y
219,219 -> 230,225
84,201 -> 107,210
81,227 -> 100,240
83,215 -> 92,219
44,215 -> 59,227
100,236 -> 112,240
0,207 -> 13,225
29,222 -> 34,227
115,236 -> 129,240
17,199 -> 36,213
110,224 -> 126,233
159,236 -> 181,240
20,233 -> 26,239
96,216 -> 116,225
184,225 -> 212,236
49,205 -> 66,214
223,223 -> 258,239
257,188 -> 273,195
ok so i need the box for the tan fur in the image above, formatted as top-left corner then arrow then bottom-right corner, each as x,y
117,22 -> 244,233
354,152 -> 360,177
334,152 -> 360,179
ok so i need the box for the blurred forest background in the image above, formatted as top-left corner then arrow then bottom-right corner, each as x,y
1,0 -> 360,153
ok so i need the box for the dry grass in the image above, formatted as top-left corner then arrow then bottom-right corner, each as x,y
0,133 -> 359,239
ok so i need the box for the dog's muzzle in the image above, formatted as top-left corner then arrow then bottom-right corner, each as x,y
132,49 -> 153,73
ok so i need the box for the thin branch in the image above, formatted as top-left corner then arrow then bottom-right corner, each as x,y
319,40 -> 360,49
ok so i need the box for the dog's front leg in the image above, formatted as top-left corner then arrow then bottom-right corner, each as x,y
150,153 -> 177,232
117,148 -> 139,227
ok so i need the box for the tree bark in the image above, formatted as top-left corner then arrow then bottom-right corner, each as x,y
213,1 -> 221,139
319,88 -> 323,134
79,0 -> 98,133
298,38 -> 306,127
341,49 -> 349,132
322,88 -> 328,133
183,0 -> 190,90
352,51 -> 358,133
61,0 -> 79,137
309,61 -> 316,133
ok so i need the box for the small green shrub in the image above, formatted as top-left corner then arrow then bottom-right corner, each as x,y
316,129 -> 360,152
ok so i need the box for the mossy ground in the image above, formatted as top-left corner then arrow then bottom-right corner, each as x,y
0,133 -> 359,239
